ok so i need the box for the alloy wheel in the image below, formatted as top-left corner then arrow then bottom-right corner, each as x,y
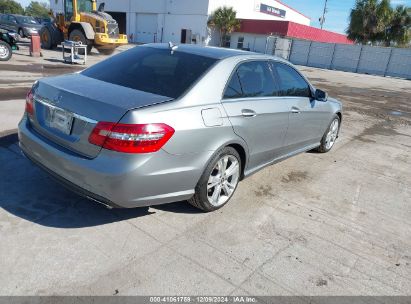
207,155 -> 240,207
0,44 -> 9,59
325,118 -> 339,150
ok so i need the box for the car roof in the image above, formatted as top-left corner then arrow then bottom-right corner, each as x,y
143,43 -> 282,61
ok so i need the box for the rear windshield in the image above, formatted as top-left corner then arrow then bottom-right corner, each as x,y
82,46 -> 218,99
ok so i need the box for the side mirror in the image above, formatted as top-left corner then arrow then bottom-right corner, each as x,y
314,89 -> 328,102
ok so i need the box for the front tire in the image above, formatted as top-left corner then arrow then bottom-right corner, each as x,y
189,147 -> 241,212
316,115 -> 340,153
0,41 -> 12,61
18,28 -> 25,39
97,48 -> 116,55
69,29 -> 92,54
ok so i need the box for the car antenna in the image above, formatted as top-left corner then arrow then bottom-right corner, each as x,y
168,41 -> 178,54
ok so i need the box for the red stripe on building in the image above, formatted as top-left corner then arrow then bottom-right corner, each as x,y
237,19 -> 354,45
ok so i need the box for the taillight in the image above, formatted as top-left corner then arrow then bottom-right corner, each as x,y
89,122 -> 175,154
25,88 -> 34,116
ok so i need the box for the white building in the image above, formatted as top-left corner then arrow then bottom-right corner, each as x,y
50,0 -> 310,46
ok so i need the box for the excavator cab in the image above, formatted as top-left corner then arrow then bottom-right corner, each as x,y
64,0 -> 74,21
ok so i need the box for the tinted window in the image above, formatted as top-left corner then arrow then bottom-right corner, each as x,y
65,0 -> 74,21
273,63 -> 311,97
82,47 -> 218,99
236,61 -> 277,98
77,0 -> 93,13
224,72 -> 243,99
16,16 -> 38,24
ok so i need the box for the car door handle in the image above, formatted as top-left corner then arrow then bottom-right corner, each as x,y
291,107 -> 301,114
241,109 -> 257,117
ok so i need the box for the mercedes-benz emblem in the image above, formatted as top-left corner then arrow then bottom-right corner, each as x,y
52,94 -> 62,105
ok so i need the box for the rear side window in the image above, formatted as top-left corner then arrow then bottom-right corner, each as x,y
82,47 -> 218,99
224,72 -> 243,99
273,63 -> 311,97
237,61 -> 277,98
224,61 -> 277,99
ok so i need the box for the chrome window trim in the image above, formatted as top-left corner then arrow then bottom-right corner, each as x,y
33,95 -> 98,124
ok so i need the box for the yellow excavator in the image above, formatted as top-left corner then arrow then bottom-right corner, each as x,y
40,0 -> 128,55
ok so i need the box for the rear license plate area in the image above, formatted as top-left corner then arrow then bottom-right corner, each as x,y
48,107 -> 74,135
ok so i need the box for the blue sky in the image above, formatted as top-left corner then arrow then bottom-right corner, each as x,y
15,0 -> 411,34
284,0 -> 411,33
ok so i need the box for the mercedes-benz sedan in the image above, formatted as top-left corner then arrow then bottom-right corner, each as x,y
18,44 -> 342,212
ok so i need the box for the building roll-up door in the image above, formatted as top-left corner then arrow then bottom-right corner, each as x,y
135,13 -> 158,44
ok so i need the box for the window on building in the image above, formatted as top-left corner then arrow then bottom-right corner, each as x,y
222,35 -> 231,48
237,37 -> 244,49
273,63 -> 311,97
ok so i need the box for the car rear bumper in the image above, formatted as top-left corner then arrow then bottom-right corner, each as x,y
18,116 -> 210,208
21,149 -> 122,209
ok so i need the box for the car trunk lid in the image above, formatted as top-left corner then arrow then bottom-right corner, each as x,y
30,73 -> 172,158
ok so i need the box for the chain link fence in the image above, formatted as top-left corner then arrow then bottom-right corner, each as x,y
265,36 -> 411,80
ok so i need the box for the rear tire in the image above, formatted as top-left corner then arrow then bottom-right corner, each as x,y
188,147 -> 241,212
40,27 -> 54,49
69,29 -> 92,54
0,41 -> 12,61
316,114 -> 340,153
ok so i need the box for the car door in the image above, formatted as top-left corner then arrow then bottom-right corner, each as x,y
221,60 -> 290,171
1,15 -> 11,31
0,14 -> 6,30
272,62 -> 327,152
8,15 -> 18,32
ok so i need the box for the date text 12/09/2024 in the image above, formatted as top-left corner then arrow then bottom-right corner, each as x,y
149,296 -> 257,303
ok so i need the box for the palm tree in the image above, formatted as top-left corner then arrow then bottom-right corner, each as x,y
385,5 -> 411,46
347,0 -> 411,46
347,0 -> 387,44
208,6 -> 241,47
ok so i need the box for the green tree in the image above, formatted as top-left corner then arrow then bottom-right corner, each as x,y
25,1 -> 49,18
347,0 -> 385,43
0,0 -> 24,14
347,0 -> 411,46
208,6 -> 241,47
385,5 -> 411,46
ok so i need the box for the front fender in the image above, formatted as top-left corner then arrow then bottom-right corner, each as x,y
70,22 -> 95,40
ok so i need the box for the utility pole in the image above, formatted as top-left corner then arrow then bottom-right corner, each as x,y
319,0 -> 328,29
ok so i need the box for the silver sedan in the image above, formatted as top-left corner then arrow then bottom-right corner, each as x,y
18,44 -> 342,212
